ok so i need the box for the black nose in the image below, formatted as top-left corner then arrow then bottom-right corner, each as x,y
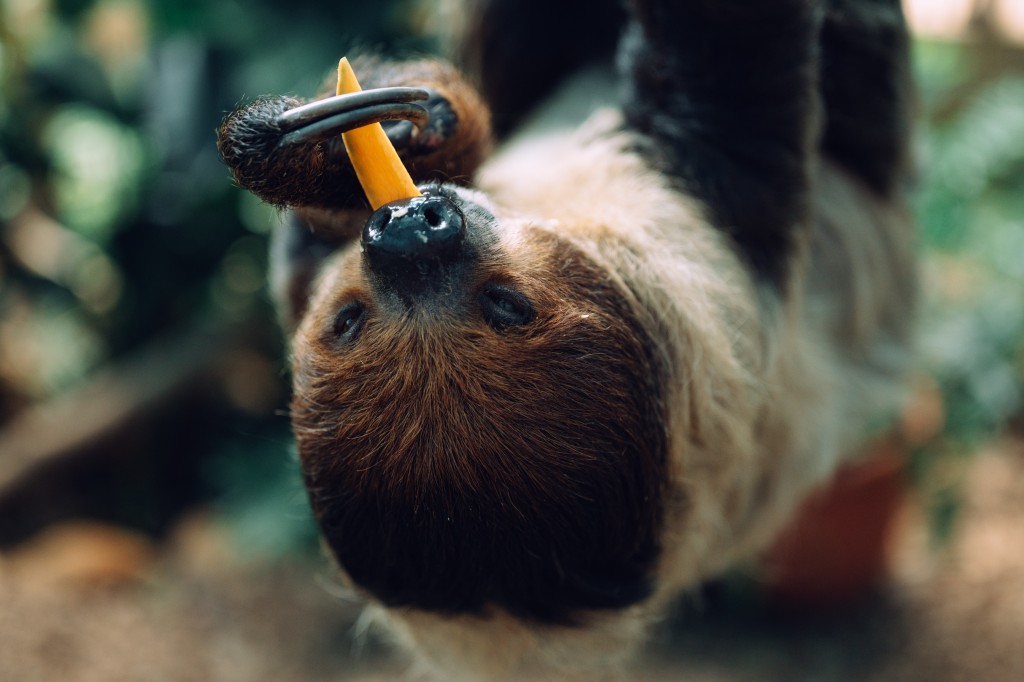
362,195 -> 467,299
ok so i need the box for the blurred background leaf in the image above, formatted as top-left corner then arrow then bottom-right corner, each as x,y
908,18 -> 1024,542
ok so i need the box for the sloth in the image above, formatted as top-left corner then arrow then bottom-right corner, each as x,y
217,0 -> 917,678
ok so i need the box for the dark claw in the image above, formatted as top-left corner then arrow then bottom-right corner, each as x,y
276,87 -> 430,148
387,89 -> 457,157
279,103 -> 430,147
278,87 -> 428,130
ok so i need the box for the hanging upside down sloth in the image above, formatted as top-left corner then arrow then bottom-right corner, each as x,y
217,0 -> 917,678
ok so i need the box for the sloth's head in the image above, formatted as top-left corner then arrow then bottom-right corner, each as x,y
291,185 -> 668,624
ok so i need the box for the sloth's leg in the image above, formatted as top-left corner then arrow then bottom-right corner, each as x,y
619,0 -> 824,285
217,58 -> 491,210
820,0 -> 913,197
445,0 -> 626,138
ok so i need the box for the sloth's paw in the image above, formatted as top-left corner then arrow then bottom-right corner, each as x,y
217,59 -> 491,209
216,88 -> 429,208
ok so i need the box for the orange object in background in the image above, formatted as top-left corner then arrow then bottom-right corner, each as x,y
762,380 -> 944,609
762,447 -> 907,608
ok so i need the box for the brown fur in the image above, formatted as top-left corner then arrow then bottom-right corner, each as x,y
291,216 -> 668,623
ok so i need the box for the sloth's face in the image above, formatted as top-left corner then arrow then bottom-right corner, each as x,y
290,185 -> 667,623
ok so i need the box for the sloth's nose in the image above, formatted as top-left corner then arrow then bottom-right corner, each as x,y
361,194 -> 467,300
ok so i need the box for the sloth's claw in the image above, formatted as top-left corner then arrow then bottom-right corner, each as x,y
276,87 -> 430,148
217,79 -> 475,208
382,89 -> 459,157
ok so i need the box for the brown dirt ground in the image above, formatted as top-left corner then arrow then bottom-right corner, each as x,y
2,438 -> 1022,682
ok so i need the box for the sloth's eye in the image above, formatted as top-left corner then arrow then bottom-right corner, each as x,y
333,301 -> 367,341
479,284 -> 534,331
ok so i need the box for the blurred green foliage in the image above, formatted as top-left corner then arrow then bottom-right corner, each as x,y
910,38 -> 1024,539
0,1 -> 1022,554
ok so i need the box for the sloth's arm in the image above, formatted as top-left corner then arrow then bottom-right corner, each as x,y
620,0 -> 823,284
820,0 -> 913,197
216,58 -> 491,210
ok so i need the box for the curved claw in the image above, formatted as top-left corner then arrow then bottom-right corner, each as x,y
276,87 -> 430,148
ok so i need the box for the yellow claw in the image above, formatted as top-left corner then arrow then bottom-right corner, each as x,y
337,57 -> 422,210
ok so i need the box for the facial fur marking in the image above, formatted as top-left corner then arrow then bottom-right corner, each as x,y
292,231 -> 669,624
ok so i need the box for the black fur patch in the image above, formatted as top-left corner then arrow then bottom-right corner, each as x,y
455,0 -> 626,138
820,0 -> 913,196
619,1 -> 823,285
